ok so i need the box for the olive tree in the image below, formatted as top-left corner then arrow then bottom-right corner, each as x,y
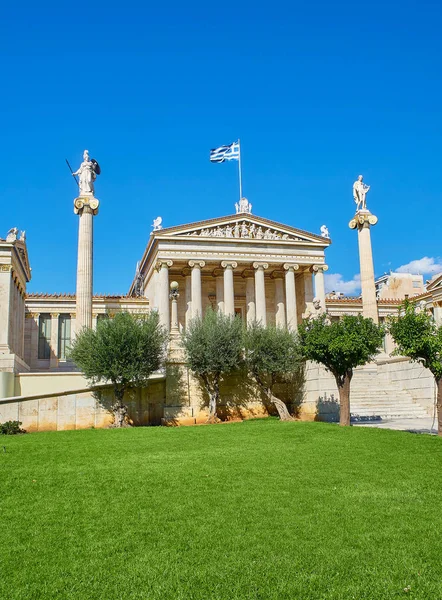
70,311 -> 168,427
181,309 -> 243,423
244,323 -> 302,421
298,314 -> 384,426
388,299 -> 442,435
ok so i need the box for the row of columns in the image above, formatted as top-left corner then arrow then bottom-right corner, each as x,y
156,260 -> 328,332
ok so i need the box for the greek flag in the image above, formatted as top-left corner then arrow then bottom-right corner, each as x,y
210,141 -> 240,163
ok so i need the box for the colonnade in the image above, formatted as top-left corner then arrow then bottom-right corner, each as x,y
155,260 -> 328,332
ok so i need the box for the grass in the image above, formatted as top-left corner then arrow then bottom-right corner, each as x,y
1,419 -> 442,599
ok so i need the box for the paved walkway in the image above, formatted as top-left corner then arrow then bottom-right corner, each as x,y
354,417 -> 437,435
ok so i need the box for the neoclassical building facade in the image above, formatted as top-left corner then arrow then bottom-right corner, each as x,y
129,212 -> 330,333
0,197 -> 440,430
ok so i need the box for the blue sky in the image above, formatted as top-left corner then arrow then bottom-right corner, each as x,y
1,1 -> 442,296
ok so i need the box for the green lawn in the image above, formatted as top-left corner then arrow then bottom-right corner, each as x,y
1,420 -> 442,599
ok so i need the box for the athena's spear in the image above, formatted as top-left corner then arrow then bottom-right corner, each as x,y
65,159 -> 79,186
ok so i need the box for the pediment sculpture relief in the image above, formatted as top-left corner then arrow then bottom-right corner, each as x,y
184,222 -> 303,241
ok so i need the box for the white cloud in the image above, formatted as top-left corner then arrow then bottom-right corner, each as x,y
324,273 -> 361,296
396,256 -> 442,275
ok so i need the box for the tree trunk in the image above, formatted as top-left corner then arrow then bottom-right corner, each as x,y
113,387 -> 128,428
268,391 -> 294,421
206,379 -> 220,424
336,371 -> 352,427
437,379 -> 442,436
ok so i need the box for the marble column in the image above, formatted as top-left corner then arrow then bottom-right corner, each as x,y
50,313 -> 60,369
303,270 -> 314,304
182,268 -> 192,328
30,313 -> 39,369
75,196 -> 99,331
350,212 -> 379,323
214,270 -> 225,314
242,270 -> 256,325
189,260 -> 205,319
253,263 -> 268,326
221,261 -> 237,317
157,260 -> 173,331
169,284 -> 180,334
312,265 -> 328,314
70,313 -> 76,345
284,264 -> 299,331
272,272 -> 286,328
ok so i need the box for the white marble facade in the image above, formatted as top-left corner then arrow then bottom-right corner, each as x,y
131,214 -> 331,331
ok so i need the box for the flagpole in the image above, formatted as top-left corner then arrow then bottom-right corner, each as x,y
238,139 -> 243,200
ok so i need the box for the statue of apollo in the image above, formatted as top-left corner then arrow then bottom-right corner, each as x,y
353,175 -> 370,211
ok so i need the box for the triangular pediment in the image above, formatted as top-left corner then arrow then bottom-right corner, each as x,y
153,214 -> 329,245
14,240 -> 32,282
427,272 -> 442,291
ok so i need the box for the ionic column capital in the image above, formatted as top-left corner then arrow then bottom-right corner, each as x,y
241,269 -> 255,279
70,313 -> 76,318
253,262 -> 269,270
25,313 -> 35,319
349,212 -> 378,229
50,313 -> 60,318
156,260 -> 173,271
181,267 -> 191,277
30,313 -> 40,319
283,263 -> 299,272
188,260 -> 205,269
311,264 -> 329,274
271,270 -> 285,280
221,261 -> 237,269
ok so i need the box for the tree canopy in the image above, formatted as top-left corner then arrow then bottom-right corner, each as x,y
244,323 -> 302,420
388,300 -> 442,435
181,309 -> 243,422
298,314 -> 384,383
298,314 -> 384,425
70,311 -> 168,426
388,299 -> 442,380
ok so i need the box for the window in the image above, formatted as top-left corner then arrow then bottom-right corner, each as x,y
38,314 -> 51,360
58,315 -> 71,360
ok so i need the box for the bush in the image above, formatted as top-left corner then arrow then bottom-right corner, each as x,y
0,421 -> 26,435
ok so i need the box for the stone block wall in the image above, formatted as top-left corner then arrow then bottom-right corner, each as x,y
377,357 -> 436,416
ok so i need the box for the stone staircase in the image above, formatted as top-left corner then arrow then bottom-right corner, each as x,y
349,364 -> 429,421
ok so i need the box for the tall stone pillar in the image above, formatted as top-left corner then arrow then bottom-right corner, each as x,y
243,270 -> 256,326
221,261 -> 237,317
182,268 -> 192,328
303,270 -> 314,304
74,197 -> 99,331
349,211 -> 379,323
253,263 -> 268,326
272,272 -> 286,328
312,265 -> 328,314
50,313 -> 60,369
156,260 -> 173,331
214,269 -> 224,314
189,260 -> 205,319
284,264 -> 299,331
